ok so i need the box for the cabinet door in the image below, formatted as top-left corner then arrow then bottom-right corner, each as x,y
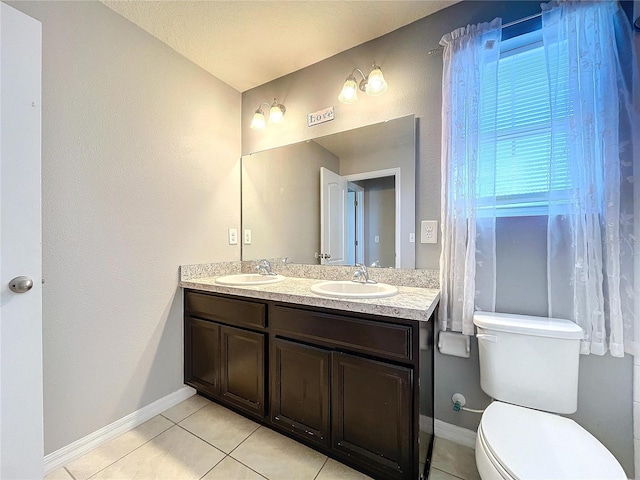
332,353 -> 413,479
185,316 -> 220,398
270,338 -> 330,447
220,325 -> 265,418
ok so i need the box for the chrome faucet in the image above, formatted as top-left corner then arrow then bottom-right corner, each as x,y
255,259 -> 276,276
352,263 -> 376,284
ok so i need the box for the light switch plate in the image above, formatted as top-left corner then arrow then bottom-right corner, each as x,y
409,233 -> 415,243
228,228 -> 238,245
244,229 -> 252,245
420,220 -> 438,244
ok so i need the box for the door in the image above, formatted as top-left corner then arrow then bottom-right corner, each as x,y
0,4 -> 43,479
220,325 -> 265,418
270,338 -> 330,447
185,317 -> 220,398
332,353 -> 413,480
320,167 -> 347,265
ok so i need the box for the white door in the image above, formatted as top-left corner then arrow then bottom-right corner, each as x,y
0,3 -> 44,479
320,167 -> 348,265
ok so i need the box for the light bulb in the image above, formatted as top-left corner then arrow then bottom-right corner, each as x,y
365,65 -> 387,96
269,100 -> 284,124
338,76 -> 359,104
250,109 -> 266,129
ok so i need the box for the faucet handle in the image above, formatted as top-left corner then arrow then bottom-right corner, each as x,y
256,259 -> 276,276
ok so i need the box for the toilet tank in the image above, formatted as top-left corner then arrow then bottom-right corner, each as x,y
473,312 -> 584,414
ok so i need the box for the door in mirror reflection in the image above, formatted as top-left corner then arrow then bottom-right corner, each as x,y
320,167 -> 347,265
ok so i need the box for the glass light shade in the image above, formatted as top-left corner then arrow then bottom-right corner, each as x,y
269,104 -> 284,124
365,66 -> 387,96
338,77 -> 359,104
250,109 -> 266,129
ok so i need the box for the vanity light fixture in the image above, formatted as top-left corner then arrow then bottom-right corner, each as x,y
250,98 -> 286,129
338,61 -> 388,104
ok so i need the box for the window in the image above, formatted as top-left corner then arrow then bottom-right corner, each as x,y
476,30 -> 571,216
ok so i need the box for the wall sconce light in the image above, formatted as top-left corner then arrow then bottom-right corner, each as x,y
250,98 -> 286,129
338,61 -> 388,104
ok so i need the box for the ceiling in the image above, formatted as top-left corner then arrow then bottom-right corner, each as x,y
101,1 -> 459,92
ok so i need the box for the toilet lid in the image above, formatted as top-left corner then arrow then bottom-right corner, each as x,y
480,402 -> 626,480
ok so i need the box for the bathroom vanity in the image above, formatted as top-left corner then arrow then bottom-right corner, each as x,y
180,266 -> 438,480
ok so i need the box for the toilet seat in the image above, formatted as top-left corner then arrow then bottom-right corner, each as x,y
477,402 -> 626,480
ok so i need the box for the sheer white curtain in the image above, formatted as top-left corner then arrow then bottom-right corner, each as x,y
542,0 -> 638,357
439,19 -> 501,335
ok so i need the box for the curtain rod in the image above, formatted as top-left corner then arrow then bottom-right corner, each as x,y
428,12 -> 543,55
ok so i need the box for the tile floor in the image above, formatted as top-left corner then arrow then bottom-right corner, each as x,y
45,394 -> 480,480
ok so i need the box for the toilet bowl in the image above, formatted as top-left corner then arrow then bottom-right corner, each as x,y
475,402 -> 626,480
472,312 -> 627,480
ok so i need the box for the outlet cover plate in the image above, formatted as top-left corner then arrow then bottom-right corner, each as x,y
228,228 -> 238,245
420,220 -> 438,244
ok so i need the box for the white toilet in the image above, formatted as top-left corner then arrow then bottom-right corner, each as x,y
473,312 -> 627,480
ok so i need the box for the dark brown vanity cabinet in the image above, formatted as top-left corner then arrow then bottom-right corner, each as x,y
270,304 -> 418,480
270,338 -> 331,448
184,291 -> 266,418
185,316 -> 221,397
184,289 -> 431,480
331,352 -> 413,478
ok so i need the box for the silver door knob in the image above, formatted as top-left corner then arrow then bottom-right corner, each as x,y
8,276 -> 33,293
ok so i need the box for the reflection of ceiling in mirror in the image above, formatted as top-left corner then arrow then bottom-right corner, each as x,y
313,115 -> 415,159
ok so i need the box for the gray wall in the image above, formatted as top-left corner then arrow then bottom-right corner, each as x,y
242,141 -> 339,263
9,1 -> 241,454
241,1 -> 635,475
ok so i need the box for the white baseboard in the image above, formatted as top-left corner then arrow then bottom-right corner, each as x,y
43,385 -> 196,474
434,419 -> 477,449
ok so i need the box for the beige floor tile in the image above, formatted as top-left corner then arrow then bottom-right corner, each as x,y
179,402 -> 259,453
66,415 -> 173,480
90,425 -> 224,480
429,466 -> 464,480
201,456 -> 266,480
161,394 -> 211,423
44,467 -> 74,480
230,427 -> 326,480
431,437 -> 480,480
315,458 -> 373,480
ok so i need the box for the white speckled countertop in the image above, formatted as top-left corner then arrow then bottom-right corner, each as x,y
179,263 -> 439,322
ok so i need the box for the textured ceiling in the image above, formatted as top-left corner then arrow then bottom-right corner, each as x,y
101,1 -> 459,92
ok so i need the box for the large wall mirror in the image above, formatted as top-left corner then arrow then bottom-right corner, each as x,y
241,114 -> 416,268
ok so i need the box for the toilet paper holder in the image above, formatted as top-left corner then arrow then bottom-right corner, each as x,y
438,331 -> 471,358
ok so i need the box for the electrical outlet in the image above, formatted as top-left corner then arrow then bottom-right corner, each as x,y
374,235 -> 380,243
228,228 -> 238,245
420,220 -> 438,244
244,229 -> 252,245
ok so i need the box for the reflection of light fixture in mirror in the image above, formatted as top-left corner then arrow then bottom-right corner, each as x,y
250,98 -> 286,129
338,62 -> 388,104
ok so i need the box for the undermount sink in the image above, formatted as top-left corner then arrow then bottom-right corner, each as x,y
310,280 -> 398,299
215,274 -> 285,286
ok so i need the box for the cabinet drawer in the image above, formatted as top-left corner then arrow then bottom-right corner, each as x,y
271,305 -> 412,361
185,291 -> 266,329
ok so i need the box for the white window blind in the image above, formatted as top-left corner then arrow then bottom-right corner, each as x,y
477,33 -> 571,216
